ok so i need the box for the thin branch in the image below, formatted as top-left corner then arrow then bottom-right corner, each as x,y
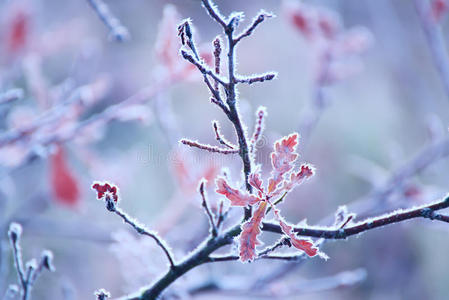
234,11 -> 273,44
180,139 -> 239,154
199,180 -> 218,237
213,37 -> 222,91
7,224 -> 25,292
235,73 -> 277,85
86,0 -> 130,42
212,121 -> 237,149
29,250 -> 54,286
262,194 -> 449,238
249,107 -> 266,154
7,223 -> 54,300
414,0 -> 449,101
201,0 -> 228,29
215,200 -> 228,229
104,197 -> 175,269
180,50 -> 228,87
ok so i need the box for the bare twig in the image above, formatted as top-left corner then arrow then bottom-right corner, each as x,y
180,139 -> 239,154
234,11 -> 273,44
199,180 -> 218,237
212,121 -> 237,149
235,73 -> 277,85
7,223 -> 54,300
103,196 -> 175,269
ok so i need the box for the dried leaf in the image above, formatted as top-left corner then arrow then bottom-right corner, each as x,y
267,133 -> 299,194
239,201 -> 267,262
274,210 -> 319,257
216,177 -> 260,206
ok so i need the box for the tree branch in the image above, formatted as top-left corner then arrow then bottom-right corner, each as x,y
262,194 -> 449,238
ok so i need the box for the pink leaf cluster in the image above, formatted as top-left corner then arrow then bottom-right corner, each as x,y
215,133 -> 322,262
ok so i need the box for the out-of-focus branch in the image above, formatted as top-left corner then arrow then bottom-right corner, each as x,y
414,0 -> 449,100
0,89 -> 23,105
180,139 -> 239,154
189,268 -> 366,298
86,0 -> 130,42
199,180 -> 218,237
7,223 -> 54,300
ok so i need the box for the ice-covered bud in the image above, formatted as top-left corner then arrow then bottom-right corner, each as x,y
95,289 -> 110,300
41,250 -> 55,272
8,222 -> 22,243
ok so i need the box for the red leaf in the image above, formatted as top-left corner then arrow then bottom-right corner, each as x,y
274,210 -> 319,257
5,7 -> 30,55
239,201 -> 268,262
248,167 -> 264,195
281,164 -> 315,193
268,133 -> 299,194
215,177 -> 260,207
49,145 -> 80,207
91,181 -> 119,203
432,0 -> 449,22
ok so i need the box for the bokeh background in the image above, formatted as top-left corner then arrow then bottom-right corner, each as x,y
1,0 -> 449,299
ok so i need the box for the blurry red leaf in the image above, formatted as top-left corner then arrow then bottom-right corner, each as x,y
49,145 -> 80,207
431,0 -> 449,22
5,7 -> 30,55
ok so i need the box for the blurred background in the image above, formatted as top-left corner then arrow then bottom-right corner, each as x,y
1,0 -> 449,299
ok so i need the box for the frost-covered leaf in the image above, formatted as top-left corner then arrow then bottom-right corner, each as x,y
267,133 -> 299,194
215,177 -> 260,206
274,210 -> 324,258
281,163 -> 315,193
248,166 -> 264,195
239,201 -> 267,262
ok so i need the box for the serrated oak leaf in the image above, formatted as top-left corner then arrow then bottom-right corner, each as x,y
275,210 -> 319,257
268,133 -> 300,194
248,167 -> 264,195
239,201 -> 268,262
216,177 -> 260,206
281,164 -> 315,193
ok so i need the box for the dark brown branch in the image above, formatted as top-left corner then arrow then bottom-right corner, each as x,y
180,139 -> 239,154
180,50 -> 228,87
262,194 -> 449,238
199,180 -> 218,237
235,73 -> 277,85
212,121 -> 237,149
234,11 -> 273,43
